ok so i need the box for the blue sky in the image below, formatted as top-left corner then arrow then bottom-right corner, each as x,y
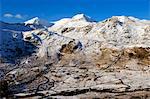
1,0 -> 150,23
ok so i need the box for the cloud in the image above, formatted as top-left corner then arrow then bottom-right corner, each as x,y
15,14 -> 23,19
3,13 -> 25,19
3,13 -> 13,18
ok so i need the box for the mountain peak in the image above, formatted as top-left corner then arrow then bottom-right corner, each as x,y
72,14 -> 95,22
110,16 -> 147,23
24,17 -> 52,27
24,17 -> 40,25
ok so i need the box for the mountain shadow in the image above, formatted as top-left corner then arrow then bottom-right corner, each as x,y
0,29 -> 37,63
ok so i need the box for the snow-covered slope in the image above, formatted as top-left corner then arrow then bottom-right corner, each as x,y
49,14 -> 96,32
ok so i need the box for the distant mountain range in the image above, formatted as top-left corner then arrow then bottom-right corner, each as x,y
0,17 -> 53,31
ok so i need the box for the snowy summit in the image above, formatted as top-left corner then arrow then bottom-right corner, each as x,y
24,17 -> 52,27
72,14 -> 95,22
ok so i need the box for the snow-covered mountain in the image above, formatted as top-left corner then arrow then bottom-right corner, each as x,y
0,14 -> 150,97
0,17 -> 53,62
0,14 -> 150,62
49,15 -> 150,48
24,17 -> 53,29
0,17 -> 53,32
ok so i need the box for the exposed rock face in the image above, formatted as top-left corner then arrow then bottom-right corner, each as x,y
0,14 -> 150,98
